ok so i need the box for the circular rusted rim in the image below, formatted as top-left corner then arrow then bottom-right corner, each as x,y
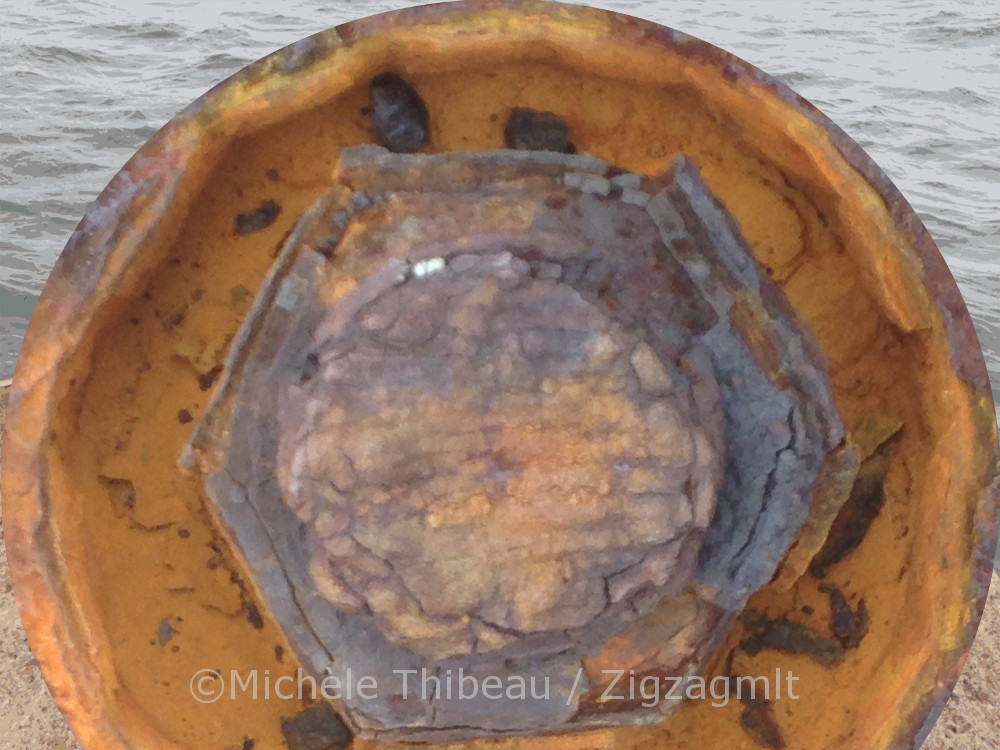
2,2 -> 997,749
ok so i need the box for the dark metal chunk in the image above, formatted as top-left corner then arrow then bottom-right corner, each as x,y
369,72 -> 429,153
280,704 -> 352,750
504,107 -> 573,152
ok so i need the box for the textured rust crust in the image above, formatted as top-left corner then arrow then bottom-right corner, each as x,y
185,146 -> 844,741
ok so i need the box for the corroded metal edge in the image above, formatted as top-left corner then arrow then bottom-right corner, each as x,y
0,2 -> 995,748
0,136 -> 190,750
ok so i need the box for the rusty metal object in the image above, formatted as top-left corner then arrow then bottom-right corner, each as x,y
1,2 -> 997,749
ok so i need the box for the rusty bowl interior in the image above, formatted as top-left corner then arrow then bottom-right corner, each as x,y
2,1 -> 997,749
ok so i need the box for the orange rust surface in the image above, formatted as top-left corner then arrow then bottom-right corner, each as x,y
2,3 -> 996,750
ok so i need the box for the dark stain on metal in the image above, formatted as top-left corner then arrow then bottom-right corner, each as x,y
730,688 -> 788,750
198,365 -> 224,391
230,285 -> 251,303
811,439 -> 898,578
245,601 -> 265,630
725,651 -> 787,749
740,697 -> 787,749
157,618 -> 175,646
821,582 -> 870,649
99,475 -> 137,517
299,352 -> 320,384
235,200 -> 282,235
280,703 -> 352,750
740,609 -> 845,667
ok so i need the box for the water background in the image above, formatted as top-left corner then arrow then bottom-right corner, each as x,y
1,0 -> 998,569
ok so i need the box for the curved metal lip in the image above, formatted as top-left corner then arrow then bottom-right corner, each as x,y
1,1 -> 996,748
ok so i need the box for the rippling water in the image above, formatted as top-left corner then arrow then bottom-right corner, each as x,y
1,1 -> 997,557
